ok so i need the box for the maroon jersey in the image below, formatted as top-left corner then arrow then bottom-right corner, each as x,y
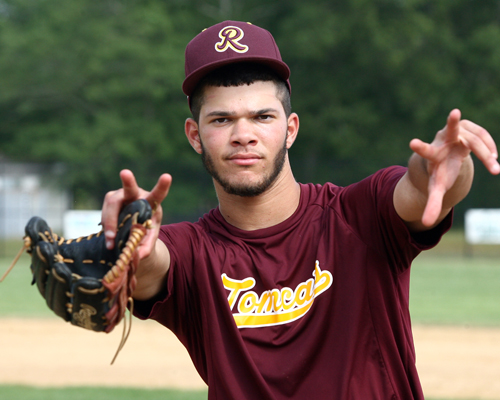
134,166 -> 452,399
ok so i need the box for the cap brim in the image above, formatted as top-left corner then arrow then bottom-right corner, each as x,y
182,56 -> 290,97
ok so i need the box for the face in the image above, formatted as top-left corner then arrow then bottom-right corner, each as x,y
186,81 -> 298,197
201,134 -> 287,197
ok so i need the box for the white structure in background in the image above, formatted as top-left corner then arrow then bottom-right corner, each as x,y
0,161 -> 70,239
464,209 -> 500,245
63,210 -> 102,239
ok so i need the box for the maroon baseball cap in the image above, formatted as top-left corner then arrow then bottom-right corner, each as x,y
183,21 -> 291,98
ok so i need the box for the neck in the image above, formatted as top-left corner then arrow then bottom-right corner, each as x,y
216,162 -> 300,231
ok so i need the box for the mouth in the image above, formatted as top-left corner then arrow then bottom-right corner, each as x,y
228,153 -> 262,166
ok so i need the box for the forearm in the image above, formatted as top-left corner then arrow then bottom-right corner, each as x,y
132,239 -> 171,301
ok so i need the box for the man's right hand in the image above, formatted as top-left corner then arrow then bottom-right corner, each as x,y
101,169 -> 172,260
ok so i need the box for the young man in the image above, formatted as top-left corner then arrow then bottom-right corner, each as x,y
102,21 -> 499,399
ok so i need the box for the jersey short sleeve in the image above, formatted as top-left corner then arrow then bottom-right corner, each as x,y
333,165 -> 452,274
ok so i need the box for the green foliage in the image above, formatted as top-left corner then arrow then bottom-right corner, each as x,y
0,0 -> 205,218
0,385 -> 208,400
0,0 -> 499,221
275,0 -> 500,191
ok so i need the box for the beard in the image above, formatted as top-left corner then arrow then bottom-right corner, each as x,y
200,138 -> 288,197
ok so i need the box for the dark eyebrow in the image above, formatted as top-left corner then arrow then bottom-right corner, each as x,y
205,110 -> 236,118
204,108 -> 279,119
253,108 -> 279,115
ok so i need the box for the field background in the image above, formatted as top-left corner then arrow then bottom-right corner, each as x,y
0,230 -> 499,400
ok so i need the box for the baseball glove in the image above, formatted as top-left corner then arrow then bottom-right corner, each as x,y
1,199 -> 153,362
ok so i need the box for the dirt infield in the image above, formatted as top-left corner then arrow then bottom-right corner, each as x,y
1,318 -> 499,399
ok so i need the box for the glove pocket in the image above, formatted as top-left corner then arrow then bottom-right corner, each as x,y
71,278 -> 108,332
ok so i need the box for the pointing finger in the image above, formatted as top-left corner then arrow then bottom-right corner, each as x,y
444,109 -> 461,141
101,189 -> 123,249
146,174 -> 173,211
459,120 -> 500,174
459,129 -> 500,175
421,184 -> 445,227
103,170 -> 146,250
409,138 -> 437,161
120,169 -> 140,202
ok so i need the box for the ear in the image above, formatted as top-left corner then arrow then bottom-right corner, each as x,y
285,113 -> 300,149
185,118 -> 203,154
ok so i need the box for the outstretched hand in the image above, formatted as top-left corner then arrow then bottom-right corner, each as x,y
101,170 -> 172,259
410,109 -> 499,227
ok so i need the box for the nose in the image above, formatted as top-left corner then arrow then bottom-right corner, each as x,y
230,119 -> 258,147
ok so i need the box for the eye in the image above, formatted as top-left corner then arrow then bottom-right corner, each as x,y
211,117 -> 229,124
256,114 -> 273,121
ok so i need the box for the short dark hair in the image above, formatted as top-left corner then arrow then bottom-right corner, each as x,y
189,62 -> 291,123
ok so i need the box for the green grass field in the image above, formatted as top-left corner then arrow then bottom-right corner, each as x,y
408,229 -> 500,327
0,386 -> 208,400
0,385 -> 479,400
2,235 -> 499,325
0,231 -> 498,400
410,254 -> 500,326
0,253 -> 54,317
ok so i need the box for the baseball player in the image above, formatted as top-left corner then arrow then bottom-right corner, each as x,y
101,21 -> 499,399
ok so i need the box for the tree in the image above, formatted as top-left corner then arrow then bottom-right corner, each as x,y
270,0 -> 500,221
0,0 -> 499,223
0,0 -> 210,219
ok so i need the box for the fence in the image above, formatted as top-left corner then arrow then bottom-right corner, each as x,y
0,161 -> 70,255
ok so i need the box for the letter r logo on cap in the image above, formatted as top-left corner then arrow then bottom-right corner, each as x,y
215,26 -> 249,53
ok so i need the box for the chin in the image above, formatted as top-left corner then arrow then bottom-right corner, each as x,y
218,177 -> 270,197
